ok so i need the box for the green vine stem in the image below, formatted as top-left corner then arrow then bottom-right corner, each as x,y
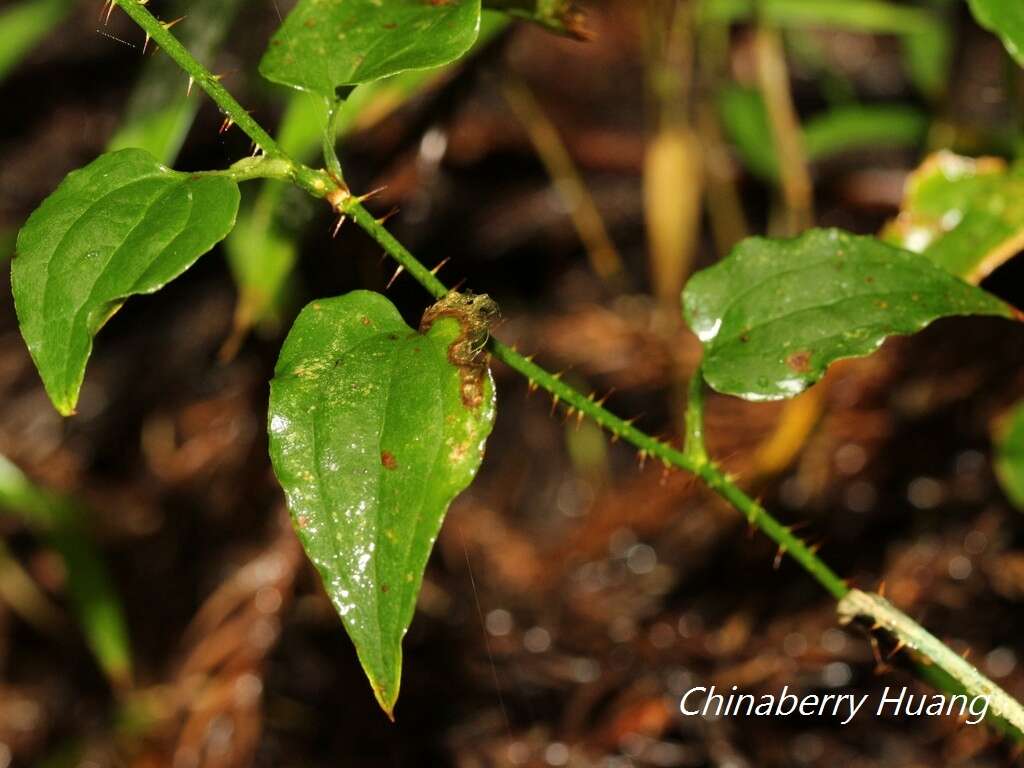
491,343 -> 849,599
109,0 -> 1024,736
684,363 -> 708,466
113,0 -> 278,156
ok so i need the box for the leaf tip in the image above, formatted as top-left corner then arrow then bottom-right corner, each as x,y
55,396 -> 78,418
372,680 -> 400,722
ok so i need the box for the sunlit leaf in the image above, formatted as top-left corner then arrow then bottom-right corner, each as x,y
259,0 -> 482,97
995,401 -> 1024,511
683,228 -> 1015,400
268,291 -> 497,716
883,151 -> 1024,284
12,149 -> 239,415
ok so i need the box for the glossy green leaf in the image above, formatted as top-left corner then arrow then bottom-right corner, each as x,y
995,401 -> 1024,511
883,151 -> 1024,284
0,455 -> 131,687
259,0 -> 482,97
268,291 -> 497,716
968,0 -> 1024,66
683,228 -> 1015,401
12,149 -> 239,415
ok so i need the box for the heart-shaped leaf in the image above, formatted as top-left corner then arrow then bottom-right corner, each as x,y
12,149 -> 239,415
883,151 -> 1024,284
268,291 -> 496,716
683,228 -> 1015,401
259,0 -> 482,98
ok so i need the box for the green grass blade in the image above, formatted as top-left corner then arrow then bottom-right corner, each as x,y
0,456 -> 131,687
0,0 -> 74,81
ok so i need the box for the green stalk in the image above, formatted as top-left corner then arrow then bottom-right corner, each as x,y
684,364 -> 708,465
108,0 -> 1020,733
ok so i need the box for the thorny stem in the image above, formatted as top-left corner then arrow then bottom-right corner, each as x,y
113,0 -> 278,157
196,156 -> 296,184
111,0 -> 1023,735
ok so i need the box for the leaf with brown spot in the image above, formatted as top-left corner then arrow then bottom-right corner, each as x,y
268,291 -> 496,717
683,229 -> 1014,400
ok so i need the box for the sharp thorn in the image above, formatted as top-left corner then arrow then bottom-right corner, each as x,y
385,265 -> 405,290
219,116 -> 234,134
143,32 -> 151,54
161,15 -> 185,30
430,257 -> 450,276
332,214 -> 347,238
887,639 -> 907,659
186,75 -> 194,96
773,545 -> 787,570
450,278 -> 467,292
868,635 -> 886,671
877,580 -> 887,598
376,206 -> 400,226
103,0 -> 116,25
357,185 -> 387,203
